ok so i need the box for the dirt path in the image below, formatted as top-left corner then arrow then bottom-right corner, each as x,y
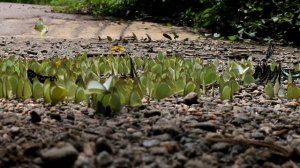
0,3 -> 199,40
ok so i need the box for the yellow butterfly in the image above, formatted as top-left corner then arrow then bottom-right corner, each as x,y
34,18 -> 48,36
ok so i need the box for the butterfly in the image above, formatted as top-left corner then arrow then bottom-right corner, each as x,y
34,18 -> 48,36
27,69 -> 57,84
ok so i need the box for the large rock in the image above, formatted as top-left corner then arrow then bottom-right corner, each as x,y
41,142 -> 79,168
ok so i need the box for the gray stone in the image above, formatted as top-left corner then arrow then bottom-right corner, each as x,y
231,113 -> 250,126
211,142 -> 230,152
149,147 -> 168,155
143,139 -> 160,147
96,151 -> 113,167
41,142 -> 79,168
10,126 -> 20,133
251,131 -> 265,140
185,160 -> 214,168
291,139 -> 300,157
95,138 -> 113,154
113,158 -> 130,168
193,121 -> 219,132
144,110 -> 161,118
184,92 -> 198,105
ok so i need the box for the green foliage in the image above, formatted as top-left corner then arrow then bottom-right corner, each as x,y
50,0 -> 299,44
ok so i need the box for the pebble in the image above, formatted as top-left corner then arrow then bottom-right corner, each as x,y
160,141 -> 180,153
149,147 -> 168,155
251,131 -> 265,140
211,142 -> 230,152
231,113 -> 250,126
10,126 -> 20,133
143,139 -> 160,147
49,113 -> 62,122
291,139 -> 300,157
41,142 -> 79,168
185,160 -> 211,168
142,155 -> 155,164
96,151 -> 113,167
183,92 -> 198,105
144,110 -> 161,118
95,138 -> 113,154
193,121 -> 219,132
74,154 -> 95,168
114,158 -> 130,168
152,121 -> 180,137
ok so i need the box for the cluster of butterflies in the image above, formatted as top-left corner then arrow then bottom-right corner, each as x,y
102,31 -> 182,44
26,57 -> 138,85
253,42 -> 300,84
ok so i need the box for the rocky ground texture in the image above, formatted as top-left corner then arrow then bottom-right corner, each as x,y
0,36 -> 299,168
1,3 -> 300,168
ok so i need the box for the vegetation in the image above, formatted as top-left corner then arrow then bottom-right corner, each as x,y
49,0 -> 299,45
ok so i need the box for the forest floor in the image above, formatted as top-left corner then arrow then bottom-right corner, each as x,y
0,2 -> 300,168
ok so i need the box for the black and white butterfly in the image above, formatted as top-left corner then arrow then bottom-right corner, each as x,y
27,69 -> 57,84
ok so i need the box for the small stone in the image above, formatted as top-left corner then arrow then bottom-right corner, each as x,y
251,131 -> 265,140
183,92 -> 198,105
74,154 -> 94,168
149,147 -> 168,155
144,110 -> 161,118
41,142 -> 79,168
96,151 -> 113,167
10,126 -> 20,133
114,158 -> 130,168
41,49 -> 48,54
231,113 -> 250,126
30,111 -> 41,123
187,107 -> 198,112
217,104 -> 233,112
131,131 -> 143,139
66,113 -> 75,121
185,160 -> 211,168
160,141 -> 180,153
291,139 -> 300,157
142,155 -> 155,164
95,138 -> 113,154
175,153 -> 187,162
152,122 -> 180,137
192,121 -> 219,132
285,102 -> 300,108
27,50 -> 38,55
49,113 -> 62,122
153,133 -> 172,141
211,142 -> 230,152
143,139 -> 160,147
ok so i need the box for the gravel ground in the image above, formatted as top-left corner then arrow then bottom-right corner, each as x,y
0,36 -> 300,168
